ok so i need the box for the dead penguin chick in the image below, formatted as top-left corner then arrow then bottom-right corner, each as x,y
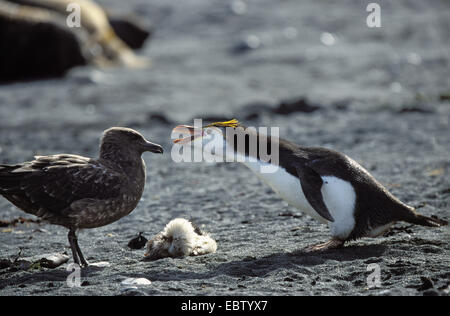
144,218 -> 217,260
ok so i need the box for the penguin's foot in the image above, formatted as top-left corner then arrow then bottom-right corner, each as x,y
304,238 -> 344,252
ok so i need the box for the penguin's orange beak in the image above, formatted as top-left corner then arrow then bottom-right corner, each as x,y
172,125 -> 203,144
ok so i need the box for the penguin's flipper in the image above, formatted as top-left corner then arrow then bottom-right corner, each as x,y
295,165 -> 335,222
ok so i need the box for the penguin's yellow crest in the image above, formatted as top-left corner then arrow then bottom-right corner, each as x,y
205,119 -> 240,128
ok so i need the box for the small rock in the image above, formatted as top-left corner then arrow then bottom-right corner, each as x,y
0,259 -> 11,269
20,253 -> 70,269
230,0 -> 247,15
320,32 -> 336,46
39,253 -> 70,269
422,289 -> 439,296
398,107 -> 433,114
273,98 -> 321,115
148,113 -> 172,125
364,258 -> 383,264
121,278 -> 152,286
284,277 -> 294,282
128,232 -> 148,250
89,261 -> 110,268
109,17 -> 152,50
443,285 -> 450,295
120,287 -> 146,296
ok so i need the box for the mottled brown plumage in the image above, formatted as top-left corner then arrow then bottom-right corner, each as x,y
0,127 -> 163,266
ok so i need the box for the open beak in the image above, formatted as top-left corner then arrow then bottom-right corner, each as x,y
172,125 -> 203,144
144,141 -> 164,154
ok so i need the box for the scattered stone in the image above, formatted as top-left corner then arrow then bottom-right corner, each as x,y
443,285 -> 450,295
144,218 -> 217,261
398,107 -> 433,114
377,289 -> 392,296
89,262 -> 110,268
417,277 -> 434,291
0,5 -> 86,83
27,253 -> 70,269
230,0 -> 247,15
364,258 -> 383,264
0,217 -> 41,228
231,35 -> 262,54
148,113 -> 172,125
119,287 -> 146,296
1,253 -> 69,271
128,232 -> 148,250
109,16 -> 152,50
0,259 -> 11,269
0,0 -> 150,84
422,289 -> 439,296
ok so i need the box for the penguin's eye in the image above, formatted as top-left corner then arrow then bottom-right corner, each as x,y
206,129 -> 212,135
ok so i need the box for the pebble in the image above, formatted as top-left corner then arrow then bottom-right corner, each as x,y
320,32 -> 336,46
127,232 -> 148,250
232,35 -> 262,54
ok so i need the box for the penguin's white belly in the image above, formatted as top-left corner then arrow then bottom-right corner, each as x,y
244,161 -> 357,239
